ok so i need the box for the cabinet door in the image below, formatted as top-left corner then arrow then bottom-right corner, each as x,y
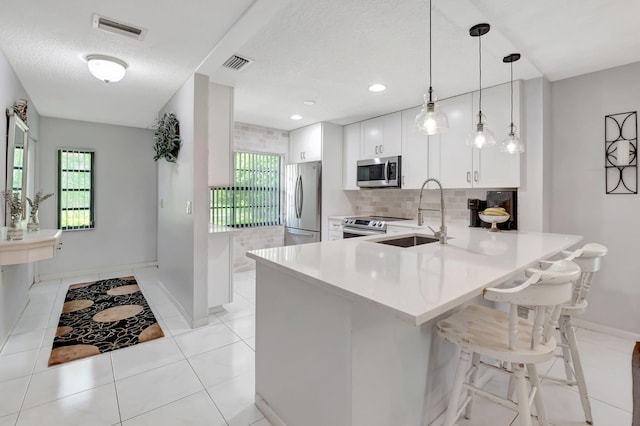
360,112 -> 402,159
401,107 -> 429,189
381,111 -> 402,156
289,123 -> 322,163
471,82 -> 521,188
432,93 -> 474,188
361,116 -> 384,159
343,123 -> 361,190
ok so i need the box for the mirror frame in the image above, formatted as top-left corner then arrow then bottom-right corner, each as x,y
6,108 -> 29,225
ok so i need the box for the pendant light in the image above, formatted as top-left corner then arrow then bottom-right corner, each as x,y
415,0 -> 448,135
466,23 -> 495,149
501,53 -> 524,154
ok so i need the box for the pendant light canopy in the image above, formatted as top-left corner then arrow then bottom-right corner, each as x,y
415,0 -> 448,136
501,53 -> 524,154
466,23 -> 495,149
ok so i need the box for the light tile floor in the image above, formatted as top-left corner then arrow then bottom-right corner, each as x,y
0,266 -> 636,425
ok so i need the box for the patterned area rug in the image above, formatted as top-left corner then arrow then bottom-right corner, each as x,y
48,276 -> 164,366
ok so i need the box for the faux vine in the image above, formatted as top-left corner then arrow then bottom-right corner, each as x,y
153,112 -> 182,163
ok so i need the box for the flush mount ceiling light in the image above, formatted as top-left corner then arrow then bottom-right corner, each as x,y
303,100 -> 316,106
501,53 -> 524,154
415,0 -> 448,136
86,54 -> 127,83
466,23 -> 495,149
368,84 -> 386,92
290,114 -> 303,120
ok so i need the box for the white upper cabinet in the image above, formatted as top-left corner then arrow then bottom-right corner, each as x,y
289,122 -> 322,163
428,93 -> 474,188
360,111 -> 402,159
472,81 -> 521,188
428,82 -> 521,189
342,122 -> 360,190
401,107 -> 430,189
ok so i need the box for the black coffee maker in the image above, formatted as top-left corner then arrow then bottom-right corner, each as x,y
468,190 -> 518,230
467,198 -> 486,227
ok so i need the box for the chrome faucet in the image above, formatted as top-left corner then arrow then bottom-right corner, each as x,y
417,178 -> 447,244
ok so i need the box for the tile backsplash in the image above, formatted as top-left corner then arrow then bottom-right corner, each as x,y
348,188 -> 488,225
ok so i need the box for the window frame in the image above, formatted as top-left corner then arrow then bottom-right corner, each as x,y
211,150 -> 283,228
57,148 -> 96,231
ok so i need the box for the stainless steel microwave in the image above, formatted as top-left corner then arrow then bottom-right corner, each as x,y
356,156 -> 401,188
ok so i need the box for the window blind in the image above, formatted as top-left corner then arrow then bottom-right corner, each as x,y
58,149 -> 95,230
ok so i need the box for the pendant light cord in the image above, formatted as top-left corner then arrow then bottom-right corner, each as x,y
478,33 -> 482,123
429,0 -> 432,89
510,60 -> 514,132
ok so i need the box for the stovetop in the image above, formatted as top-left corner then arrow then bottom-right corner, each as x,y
342,215 -> 411,230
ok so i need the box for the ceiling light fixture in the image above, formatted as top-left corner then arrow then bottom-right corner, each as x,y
466,23 -> 495,149
415,0 -> 448,136
290,114 -> 303,120
303,100 -> 316,106
86,54 -> 127,83
501,53 -> 524,154
368,84 -> 386,92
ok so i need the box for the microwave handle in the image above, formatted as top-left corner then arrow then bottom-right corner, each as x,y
384,160 -> 390,183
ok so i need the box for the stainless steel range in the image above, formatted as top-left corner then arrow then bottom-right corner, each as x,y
342,215 -> 409,238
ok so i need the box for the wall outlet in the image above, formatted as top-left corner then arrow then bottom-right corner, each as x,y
186,201 -> 192,215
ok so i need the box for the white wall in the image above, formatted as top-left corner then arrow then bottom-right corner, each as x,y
0,48 -> 40,346
157,73 -> 210,327
550,61 -> 640,334
37,117 -> 157,277
208,83 -> 233,186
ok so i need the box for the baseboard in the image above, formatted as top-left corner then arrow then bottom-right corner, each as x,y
36,261 -> 158,283
255,393 -> 286,426
573,318 -> 640,341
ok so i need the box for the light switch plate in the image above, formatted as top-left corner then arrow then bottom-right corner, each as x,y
186,201 -> 192,215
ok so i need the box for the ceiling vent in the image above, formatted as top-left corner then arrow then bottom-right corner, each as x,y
92,14 -> 147,41
223,54 -> 253,71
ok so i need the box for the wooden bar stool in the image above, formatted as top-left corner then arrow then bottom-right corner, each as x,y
544,243 -> 608,425
437,259 -> 581,426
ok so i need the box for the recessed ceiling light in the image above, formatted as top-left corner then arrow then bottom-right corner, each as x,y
303,100 -> 316,106
290,114 -> 303,120
86,54 -> 127,83
368,84 -> 386,92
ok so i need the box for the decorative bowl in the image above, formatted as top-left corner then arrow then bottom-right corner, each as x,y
478,213 -> 510,233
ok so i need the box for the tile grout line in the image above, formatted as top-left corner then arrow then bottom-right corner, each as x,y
109,353 -> 124,425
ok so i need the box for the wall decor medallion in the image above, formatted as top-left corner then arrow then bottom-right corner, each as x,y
605,111 -> 637,194
12,99 -> 28,123
153,112 -> 182,163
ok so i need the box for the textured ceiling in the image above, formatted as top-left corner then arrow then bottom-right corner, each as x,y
1,0 -> 639,131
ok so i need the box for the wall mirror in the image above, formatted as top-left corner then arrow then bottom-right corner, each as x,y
6,108 -> 29,224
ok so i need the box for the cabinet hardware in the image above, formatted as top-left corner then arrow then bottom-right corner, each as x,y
474,171 -> 479,182
375,145 -> 379,155
466,172 -> 471,183
380,145 -> 383,153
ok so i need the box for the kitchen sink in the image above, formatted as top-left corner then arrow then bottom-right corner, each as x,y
374,234 -> 439,247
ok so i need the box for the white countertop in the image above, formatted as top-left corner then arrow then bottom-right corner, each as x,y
0,229 -> 61,246
247,223 -> 582,325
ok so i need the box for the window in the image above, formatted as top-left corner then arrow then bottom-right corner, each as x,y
211,151 -> 282,227
58,149 -> 95,230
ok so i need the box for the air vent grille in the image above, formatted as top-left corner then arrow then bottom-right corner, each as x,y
92,14 -> 146,40
223,54 -> 253,71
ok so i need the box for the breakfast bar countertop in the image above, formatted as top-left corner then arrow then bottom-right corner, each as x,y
247,223 -> 582,326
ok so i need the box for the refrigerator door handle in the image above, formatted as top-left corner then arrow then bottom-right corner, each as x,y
294,175 -> 301,218
297,175 -> 304,218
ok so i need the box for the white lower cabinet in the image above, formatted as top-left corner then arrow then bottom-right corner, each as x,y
328,219 -> 344,240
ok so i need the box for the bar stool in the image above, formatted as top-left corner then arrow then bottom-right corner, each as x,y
437,259 -> 581,426
545,243 -> 608,425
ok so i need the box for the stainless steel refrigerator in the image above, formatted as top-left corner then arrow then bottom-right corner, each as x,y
284,161 -> 321,245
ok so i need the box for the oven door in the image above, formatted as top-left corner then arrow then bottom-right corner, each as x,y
343,227 -> 385,239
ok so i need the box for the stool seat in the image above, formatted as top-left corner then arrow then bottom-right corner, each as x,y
438,305 -> 557,364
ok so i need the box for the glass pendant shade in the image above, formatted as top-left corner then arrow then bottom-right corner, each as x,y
466,112 -> 495,148
501,124 -> 524,154
416,93 -> 449,135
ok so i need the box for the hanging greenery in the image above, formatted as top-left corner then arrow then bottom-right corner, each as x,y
153,112 -> 182,163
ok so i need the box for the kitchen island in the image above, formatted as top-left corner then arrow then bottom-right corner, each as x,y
247,224 -> 582,426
